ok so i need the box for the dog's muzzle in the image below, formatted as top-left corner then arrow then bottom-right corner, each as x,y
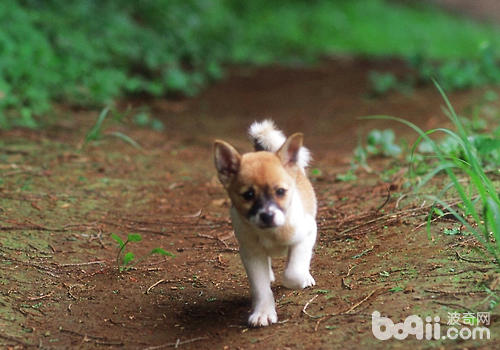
253,204 -> 285,228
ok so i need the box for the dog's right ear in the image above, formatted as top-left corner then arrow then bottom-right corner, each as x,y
214,140 -> 241,187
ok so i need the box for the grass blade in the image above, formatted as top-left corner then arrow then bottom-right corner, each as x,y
85,107 -> 110,142
107,131 -> 142,150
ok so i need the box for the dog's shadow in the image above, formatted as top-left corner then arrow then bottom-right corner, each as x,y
178,295 -> 250,331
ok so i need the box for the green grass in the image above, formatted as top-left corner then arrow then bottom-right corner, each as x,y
82,107 -> 142,150
364,82 -> 500,266
2,0 -> 500,128
232,0 -> 500,64
371,43 -> 500,93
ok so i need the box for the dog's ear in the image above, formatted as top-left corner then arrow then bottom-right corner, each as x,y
277,133 -> 303,166
214,140 -> 241,187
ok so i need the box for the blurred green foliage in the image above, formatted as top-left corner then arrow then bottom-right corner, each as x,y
1,0 -> 500,128
0,0 -> 232,128
412,43 -> 500,90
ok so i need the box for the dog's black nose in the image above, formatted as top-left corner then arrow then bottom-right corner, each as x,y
259,212 -> 274,226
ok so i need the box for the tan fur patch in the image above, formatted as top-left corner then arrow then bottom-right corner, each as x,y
227,151 -> 316,245
285,165 -> 317,217
228,152 -> 293,215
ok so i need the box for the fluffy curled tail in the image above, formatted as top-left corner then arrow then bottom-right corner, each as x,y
248,119 -> 311,169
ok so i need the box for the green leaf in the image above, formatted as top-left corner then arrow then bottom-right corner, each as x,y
443,227 -> 461,236
367,129 -> 383,146
107,131 -> 142,150
314,289 -> 329,294
389,286 -> 404,293
133,112 -> 150,127
486,197 -> 500,251
150,119 -> 165,132
352,247 -> 372,259
19,108 -> 38,129
475,137 -> 500,155
85,107 -> 110,142
433,208 -> 445,217
336,171 -> 357,182
111,233 -> 125,249
127,233 -> 142,243
165,68 -> 190,92
311,168 -> 322,176
383,143 -> 402,157
151,247 -> 175,257
123,252 -> 135,266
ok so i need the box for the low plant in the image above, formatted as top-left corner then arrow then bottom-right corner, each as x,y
368,72 -> 399,96
364,129 -> 402,157
368,71 -> 413,96
365,81 -> 500,266
132,110 -> 165,132
370,43 -> 500,96
340,128 -> 402,179
412,42 -> 500,91
352,90 -> 500,178
111,233 -> 174,272
82,107 -> 142,150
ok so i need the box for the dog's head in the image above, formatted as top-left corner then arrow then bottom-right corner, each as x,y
214,133 -> 303,229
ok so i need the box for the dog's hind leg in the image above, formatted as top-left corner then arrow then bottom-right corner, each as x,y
268,257 -> 275,283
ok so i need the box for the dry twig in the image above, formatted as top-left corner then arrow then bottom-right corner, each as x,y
342,265 -> 356,290
302,295 -> 321,319
455,251 -> 493,264
27,291 -> 54,301
143,337 -> 208,350
58,260 -> 107,267
146,279 -> 166,294
343,288 -> 381,314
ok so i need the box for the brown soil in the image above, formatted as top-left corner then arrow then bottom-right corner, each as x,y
0,58 -> 498,350
430,0 -> 500,22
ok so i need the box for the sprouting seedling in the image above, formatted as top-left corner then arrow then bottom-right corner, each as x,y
82,107 -> 142,150
84,106 -> 110,144
111,233 -> 174,271
365,129 -> 402,157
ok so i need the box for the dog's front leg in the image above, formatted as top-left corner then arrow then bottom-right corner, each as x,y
239,247 -> 277,327
283,219 -> 317,289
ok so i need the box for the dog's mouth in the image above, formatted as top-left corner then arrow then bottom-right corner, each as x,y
249,208 -> 286,229
256,221 -> 279,229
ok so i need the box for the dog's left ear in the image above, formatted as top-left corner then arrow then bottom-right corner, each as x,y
214,140 -> 241,187
277,133 -> 303,166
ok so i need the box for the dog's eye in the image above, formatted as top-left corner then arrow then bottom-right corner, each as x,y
242,189 -> 255,201
275,188 -> 287,197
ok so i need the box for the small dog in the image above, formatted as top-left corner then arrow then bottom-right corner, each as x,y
214,120 -> 317,327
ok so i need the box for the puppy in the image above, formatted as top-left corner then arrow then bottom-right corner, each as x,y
214,120 -> 317,327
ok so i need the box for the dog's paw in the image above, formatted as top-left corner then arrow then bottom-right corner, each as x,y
302,272 -> 316,288
282,271 -> 316,289
248,307 -> 278,327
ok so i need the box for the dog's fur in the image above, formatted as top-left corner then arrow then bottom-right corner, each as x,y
214,120 -> 317,327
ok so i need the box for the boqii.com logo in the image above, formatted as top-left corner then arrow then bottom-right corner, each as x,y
372,311 -> 491,340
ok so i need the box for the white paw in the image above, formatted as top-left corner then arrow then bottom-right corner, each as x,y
248,307 -> 278,327
270,268 -> 275,283
282,271 -> 316,289
303,273 -> 316,288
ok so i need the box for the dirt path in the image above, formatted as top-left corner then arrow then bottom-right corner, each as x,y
431,0 -> 500,22
0,58 -> 498,349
